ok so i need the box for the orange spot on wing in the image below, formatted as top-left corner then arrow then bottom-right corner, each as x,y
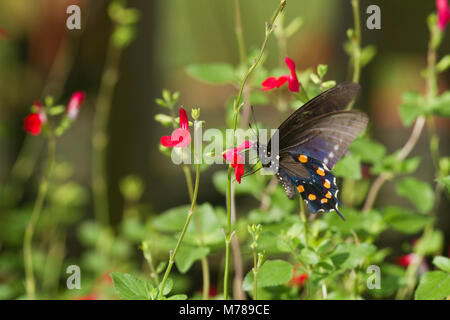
297,185 -> 304,192
325,191 -> 332,199
323,180 -> 331,189
308,194 -> 317,201
298,155 -> 308,163
316,168 -> 325,176
321,198 -> 328,203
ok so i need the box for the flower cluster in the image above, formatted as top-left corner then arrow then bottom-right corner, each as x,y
223,141 -> 253,184
160,108 -> 191,148
23,91 -> 85,136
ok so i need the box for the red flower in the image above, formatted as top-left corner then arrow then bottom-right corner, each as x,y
223,141 -> 253,184
23,102 -> 46,136
396,253 -> 417,267
160,107 -> 191,148
289,272 -> 308,288
262,57 -> 300,92
437,0 -> 450,30
67,91 -> 85,120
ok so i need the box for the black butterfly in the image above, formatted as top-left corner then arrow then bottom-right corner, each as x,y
255,83 -> 368,221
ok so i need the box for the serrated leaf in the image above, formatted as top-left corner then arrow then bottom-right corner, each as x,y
242,260 -> 293,291
433,256 -> 450,273
396,177 -> 434,214
186,63 -> 236,84
110,272 -> 153,300
415,271 -> 450,300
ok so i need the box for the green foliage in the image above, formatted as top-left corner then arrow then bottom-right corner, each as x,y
395,177 -> 434,214
243,260 -> 294,291
186,63 -> 236,84
414,271 -> 450,300
383,206 -> 432,234
111,272 -> 155,300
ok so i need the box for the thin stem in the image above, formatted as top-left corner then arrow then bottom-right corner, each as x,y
158,164 -> 201,299
183,164 -> 210,300
23,134 -> 56,299
252,248 -> 258,300
299,198 -> 308,247
234,0 -> 247,65
92,36 -> 123,226
223,0 -> 286,300
351,0 -> 361,84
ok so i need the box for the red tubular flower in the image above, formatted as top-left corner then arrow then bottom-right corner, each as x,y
396,253 -> 417,267
23,102 -> 46,136
437,0 -> 450,30
67,91 -> 85,120
289,272 -> 308,288
160,107 -> 191,148
223,141 -> 253,184
262,57 -> 300,92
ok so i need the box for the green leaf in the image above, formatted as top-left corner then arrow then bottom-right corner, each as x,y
242,260 -> 294,291
383,206 -> 432,234
317,64 -> 328,79
152,205 -> 190,232
398,91 -> 426,127
350,137 -> 386,163
48,105 -> 65,116
329,243 -> 377,270
110,272 -> 152,300
415,230 -> 444,255
299,248 -> 319,265
360,45 -> 377,67
154,114 -> 173,127
158,278 -> 173,296
396,177 -> 434,214
174,245 -> 210,273
186,63 -> 236,84
433,256 -> 450,273
436,54 -> 450,73
430,92 -> 450,117
332,154 -> 361,180
436,176 -> 450,193
415,271 -> 450,300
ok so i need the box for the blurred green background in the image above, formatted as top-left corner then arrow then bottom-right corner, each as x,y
0,0 -> 449,298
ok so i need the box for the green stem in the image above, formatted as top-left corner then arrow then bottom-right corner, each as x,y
234,0 -> 247,65
252,248 -> 258,300
23,134 -> 56,299
158,164 -> 201,299
351,0 -> 361,84
183,164 -> 210,300
299,198 -> 308,247
92,35 -> 123,226
223,0 -> 286,300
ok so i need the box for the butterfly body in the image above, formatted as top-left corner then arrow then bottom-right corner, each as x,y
257,83 -> 368,221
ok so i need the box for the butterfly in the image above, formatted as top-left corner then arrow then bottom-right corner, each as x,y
255,82 -> 368,221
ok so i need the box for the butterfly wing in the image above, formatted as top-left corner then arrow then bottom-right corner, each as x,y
268,83 -> 368,220
274,82 -> 360,150
281,110 -> 368,168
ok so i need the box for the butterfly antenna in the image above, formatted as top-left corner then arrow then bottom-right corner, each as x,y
335,207 -> 346,222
